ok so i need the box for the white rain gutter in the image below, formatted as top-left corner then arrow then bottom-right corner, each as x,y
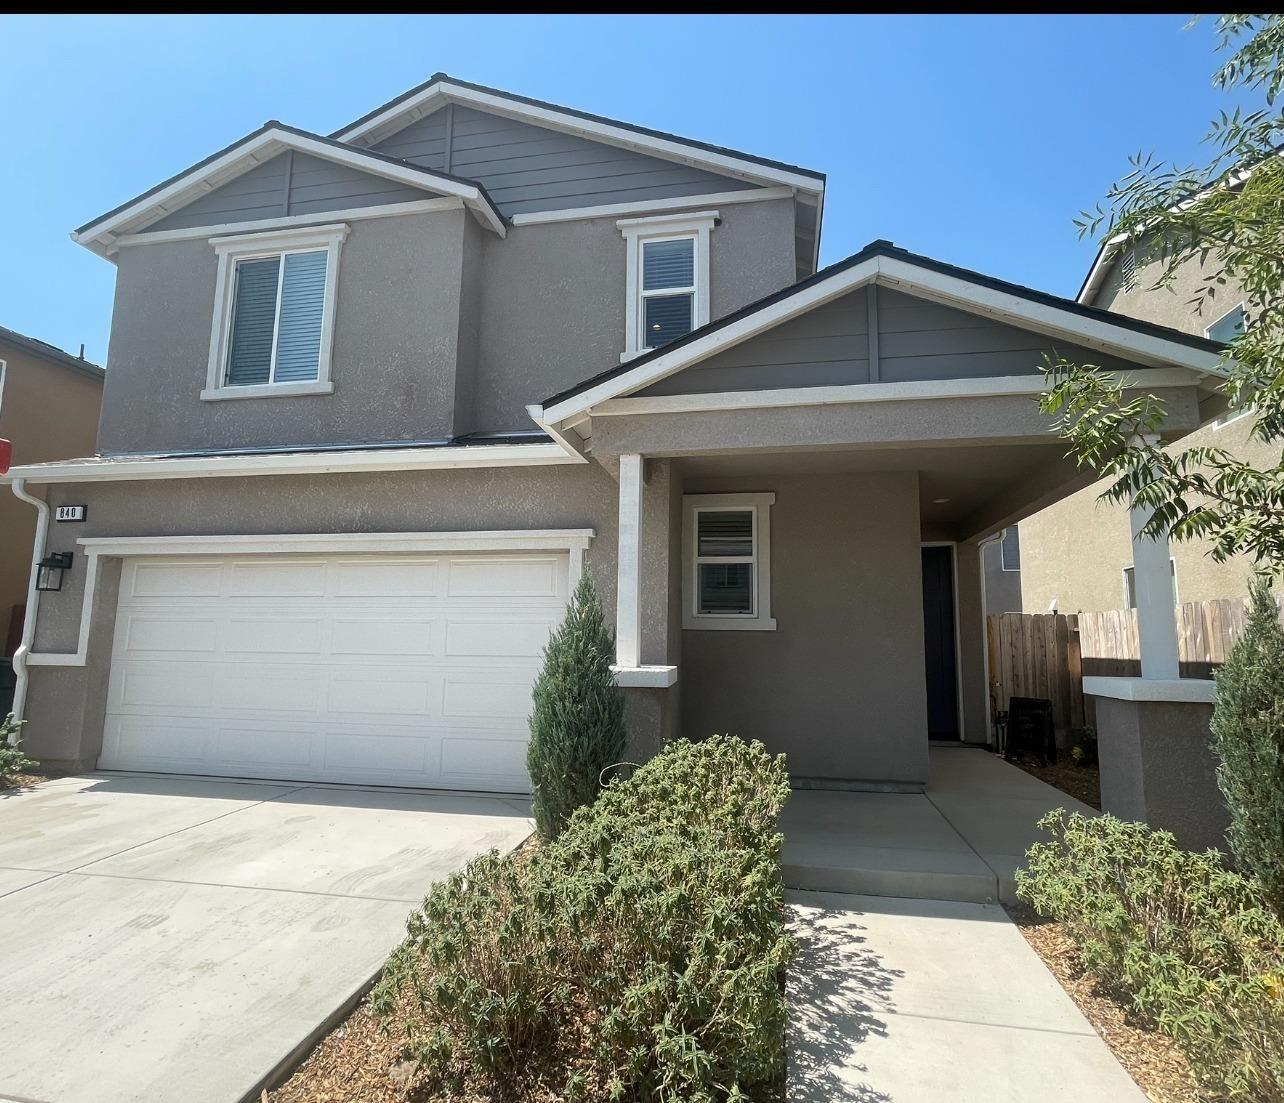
9,478 -> 48,730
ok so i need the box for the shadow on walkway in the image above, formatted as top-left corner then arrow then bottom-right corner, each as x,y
787,899 -> 900,1102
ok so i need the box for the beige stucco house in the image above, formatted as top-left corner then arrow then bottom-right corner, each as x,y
1021,245 -> 1257,613
0,327 -> 104,709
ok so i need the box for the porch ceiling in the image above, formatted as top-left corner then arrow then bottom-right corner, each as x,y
672,440 -> 1099,540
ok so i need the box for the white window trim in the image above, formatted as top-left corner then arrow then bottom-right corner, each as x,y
619,211 -> 715,362
1207,302 -> 1248,428
1000,526 -> 1020,572
1123,558 -> 1178,610
202,222 -> 348,402
682,492 -> 775,631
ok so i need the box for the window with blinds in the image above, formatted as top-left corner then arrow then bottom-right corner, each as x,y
1000,526 -> 1021,572
640,236 -> 695,349
695,508 -> 755,615
225,248 -> 328,387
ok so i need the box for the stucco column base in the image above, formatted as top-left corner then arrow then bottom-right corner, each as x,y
1092,695 -> 1229,852
622,686 -> 675,765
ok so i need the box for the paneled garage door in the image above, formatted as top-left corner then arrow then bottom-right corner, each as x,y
99,551 -> 571,792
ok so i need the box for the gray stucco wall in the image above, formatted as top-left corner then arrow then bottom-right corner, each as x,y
368,103 -> 759,217
1094,696 -> 1229,853
99,210 -> 474,454
21,462 -> 677,770
639,285 -> 1161,398
147,151 -> 437,233
678,470 -> 930,786
98,197 -> 799,453
469,197 -> 798,431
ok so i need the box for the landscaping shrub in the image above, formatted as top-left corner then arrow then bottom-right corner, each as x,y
1211,576 -> 1284,912
375,736 -> 793,1103
0,714 -> 35,782
526,569 -> 626,841
1018,810 -> 1284,1101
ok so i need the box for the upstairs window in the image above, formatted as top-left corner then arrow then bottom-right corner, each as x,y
618,211 -> 715,360
1206,303 -> 1245,346
204,223 -> 347,401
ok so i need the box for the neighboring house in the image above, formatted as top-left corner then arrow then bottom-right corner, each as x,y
3,75 -> 1225,790
982,525 -> 1023,615
0,327 -> 104,712
1021,243 -> 1256,613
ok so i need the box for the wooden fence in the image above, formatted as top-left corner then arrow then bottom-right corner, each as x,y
986,597 -> 1255,734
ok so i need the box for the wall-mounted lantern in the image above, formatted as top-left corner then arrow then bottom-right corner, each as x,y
36,552 -> 74,592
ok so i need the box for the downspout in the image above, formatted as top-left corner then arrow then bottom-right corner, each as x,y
976,531 -> 1004,747
9,478 -> 48,731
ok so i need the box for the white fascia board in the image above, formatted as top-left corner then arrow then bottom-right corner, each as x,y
77,529 -> 595,557
542,255 -> 1228,427
73,128 -> 504,256
336,81 -> 826,195
510,187 -> 792,227
591,368 -> 1206,417
2,442 -> 583,485
113,197 -> 464,252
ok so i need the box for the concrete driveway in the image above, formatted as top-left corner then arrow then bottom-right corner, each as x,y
0,773 -> 533,1103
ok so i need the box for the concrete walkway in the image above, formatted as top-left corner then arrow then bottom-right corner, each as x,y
0,773 -> 533,1103
783,745 -> 1097,903
787,890 -> 1146,1102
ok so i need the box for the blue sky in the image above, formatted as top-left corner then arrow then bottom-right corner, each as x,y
0,14 -> 1245,365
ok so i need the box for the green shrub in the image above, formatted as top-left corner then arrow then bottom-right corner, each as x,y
1018,810 -> 1284,1101
1068,726 -> 1098,767
0,714 -> 35,782
526,569 -> 626,841
1211,576 -> 1284,912
376,736 -> 793,1103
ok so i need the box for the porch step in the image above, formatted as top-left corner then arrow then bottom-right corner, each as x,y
780,788 -> 1004,905
783,853 -> 1000,905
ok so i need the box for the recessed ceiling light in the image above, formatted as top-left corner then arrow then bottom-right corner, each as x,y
932,497 -> 950,504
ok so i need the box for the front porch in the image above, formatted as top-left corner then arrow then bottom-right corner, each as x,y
781,743 -> 1096,904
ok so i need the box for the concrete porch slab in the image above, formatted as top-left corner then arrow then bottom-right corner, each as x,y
783,746 -> 1098,904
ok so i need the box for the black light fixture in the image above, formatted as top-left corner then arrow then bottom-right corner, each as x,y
36,551 -> 73,592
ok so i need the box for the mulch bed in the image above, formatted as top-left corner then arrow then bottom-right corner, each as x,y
1008,905 -> 1207,1103
0,773 -> 45,791
1009,757 -> 1101,809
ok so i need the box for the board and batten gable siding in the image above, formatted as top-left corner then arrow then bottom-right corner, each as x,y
366,104 -> 760,217
147,152 -> 439,232
637,286 -> 1149,396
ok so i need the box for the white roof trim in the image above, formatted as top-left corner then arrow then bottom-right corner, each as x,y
73,127 -> 505,257
335,79 -> 825,194
2,441 -> 582,485
590,369 -> 1207,418
538,254 -> 1228,426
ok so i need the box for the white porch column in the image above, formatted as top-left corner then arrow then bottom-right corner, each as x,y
616,453 -> 643,669
1130,497 -> 1180,680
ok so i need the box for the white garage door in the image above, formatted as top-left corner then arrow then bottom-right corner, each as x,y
99,551 -> 571,792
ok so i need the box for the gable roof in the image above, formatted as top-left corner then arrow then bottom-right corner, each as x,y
332,73 -> 827,195
0,324 -> 104,381
72,121 -> 507,257
536,240 -> 1228,425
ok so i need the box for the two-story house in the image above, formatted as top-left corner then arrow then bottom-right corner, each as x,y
5,75 -> 1226,790
1022,241 -> 1258,613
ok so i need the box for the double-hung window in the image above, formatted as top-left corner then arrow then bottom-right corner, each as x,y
682,493 -> 775,630
618,211 -> 715,360
204,223 -> 347,400
1207,304 -> 1247,427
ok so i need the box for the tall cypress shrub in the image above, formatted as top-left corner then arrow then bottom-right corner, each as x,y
527,569 -> 626,840
1210,576 -> 1284,910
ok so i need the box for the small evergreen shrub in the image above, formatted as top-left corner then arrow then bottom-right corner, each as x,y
0,714 -> 35,782
1068,726 -> 1098,767
1018,810 -> 1284,1101
526,569 -> 626,841
1211,576 -> 1284,911
375,736 -> 793,1103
